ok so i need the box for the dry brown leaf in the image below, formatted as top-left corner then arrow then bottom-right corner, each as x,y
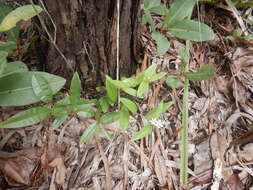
154,153 -> 167,186
48,157 -> 67,185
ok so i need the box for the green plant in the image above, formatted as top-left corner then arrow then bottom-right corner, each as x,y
0,3 -> 66,106
227,29 -> 253,46
0,66 -> 173,144
143,0 -> 216,187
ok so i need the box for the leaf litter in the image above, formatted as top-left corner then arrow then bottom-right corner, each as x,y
1,1 -> 253,190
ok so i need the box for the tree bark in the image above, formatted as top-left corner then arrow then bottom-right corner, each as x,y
39,0 -> 142,87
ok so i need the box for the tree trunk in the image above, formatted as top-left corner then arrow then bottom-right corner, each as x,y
39,0 -> 142,87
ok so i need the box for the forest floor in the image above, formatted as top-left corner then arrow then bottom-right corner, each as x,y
0,1 -> 253,190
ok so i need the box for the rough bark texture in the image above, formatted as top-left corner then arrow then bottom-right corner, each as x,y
40,0 -> 142,86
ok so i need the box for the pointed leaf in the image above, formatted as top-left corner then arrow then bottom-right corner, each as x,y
185,65 -> 216,82
0,5 -> 43,32
32,73 -> 53,103
122,87 -> 137,97
119,107 -> 129,131
0,71 -> 66,106
145,102 -> 164,119
51,115 -> 68,130
151,32 -> 170,55
79,123 -> 100,145
100,111 -> 121,124
105,76 -> 117,103
131,125 -> 153,141
98,97 -> 110,113
148,72 -> 166,82
1,61 -> 28,78
168,20 -> 214,41
144,0 -> 161,10
0,2 -> 20,41
137,81 -> 149,98
0,107 -> 50,128
69,72 -> 81,106
165,0 -> 197,27
120,97 -> 137,113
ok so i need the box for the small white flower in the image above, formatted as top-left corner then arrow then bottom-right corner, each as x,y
149,118 -> 165,128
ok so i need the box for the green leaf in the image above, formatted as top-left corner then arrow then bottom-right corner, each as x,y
105,76 -> 118,103
143,64 -> 157,76
166,75 -> 183,88
144,0 -> 161,10
32,73 -> 53,103
120,97 -> 137,113
69,72 -> 81,106
0,50 -> 8,75
0,40 -> 17,56
168,19 -> 214,41
145,102 -> 164,119
137,81 -> 149,98
122,87 -> 137,97
0,2 -> 20,41
148,72 -> 166,82
119,107 -> 129,131
100,111 -> 121,124
79,123 -> 100,145
0,107 -> 50,128
98,97 -> 110,113
77,110 -> 95,118
0,4 -> 43,32
162,101 -> 174,113
178,49 -> 189,64
142,10 -> 156,31
185,65 -> 216,82
151,32 -> 170,56
0,71 -> 66,106
108,79 -> 130,88
51,115 -> 68,130
164,0 -> 197,27
131,125 -> 153,141
149,5 -> 168,15
0,61 -> 28,78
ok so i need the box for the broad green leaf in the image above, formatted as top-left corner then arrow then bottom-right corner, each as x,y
0,107 -> 50,128
144,0 -> 161,10
0,2 -> 20,41
79,123 -> 100,145
122,87 -> 137,97
0,50 -> 8,75
105,76 -> 117,103
145,102 -> 164,119
0,41 -> 17,56
151,32 -> 170,56
0,71 -> 66,106
0,61 -> 28,78
0,5 -> 43,32
164,0 -> 197,27
100,111 -> 121,124
185,65 -> 216,82
131,125 -> 153,141
168,20 -> 214,41
109,79 -> 130,88
120,97 -> 137,113
98,97 -> 110,113
32,73 -> 53,103
166,75 -> 183,88
149,5 -> 168,15
142,10 -> 156,31
148,72 -> 166,82
51,115 -> 68,130
122,77 -> 140,87
137,81 -> 149,98
119,107 -> 129,131
77,110 -> 95,118
69,72 -> 81,106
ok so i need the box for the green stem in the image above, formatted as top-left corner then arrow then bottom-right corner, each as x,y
180,40 -> 190,186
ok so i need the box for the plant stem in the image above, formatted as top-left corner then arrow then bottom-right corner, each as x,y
180,40 -> 190,186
